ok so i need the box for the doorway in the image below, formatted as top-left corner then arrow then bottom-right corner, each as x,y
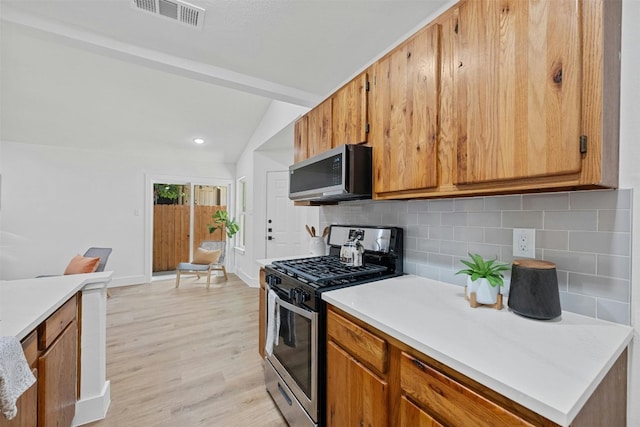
265,170 -> 306,258
145,175 -> 233,282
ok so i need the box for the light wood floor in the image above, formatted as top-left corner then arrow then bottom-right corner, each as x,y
87,275 -> 286,427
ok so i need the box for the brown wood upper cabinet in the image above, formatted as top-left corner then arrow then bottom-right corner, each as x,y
371,0 -> 620,200
370,23 -> 440,196
307,98 -> 333,158
451,0 -> 582,185
331,72 -> 368,148
293,71 -> 369,163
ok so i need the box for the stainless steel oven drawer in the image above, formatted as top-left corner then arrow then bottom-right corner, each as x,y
264,360 -> 317,427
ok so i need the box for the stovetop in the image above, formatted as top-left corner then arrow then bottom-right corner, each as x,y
271,255 -> 388,285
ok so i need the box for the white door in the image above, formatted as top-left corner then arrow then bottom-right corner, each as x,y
266,171 -> 305,258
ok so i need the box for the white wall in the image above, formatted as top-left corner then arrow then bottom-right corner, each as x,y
233,100 -> 309,285
618,0 -> 640,424
0,141 -> 234,284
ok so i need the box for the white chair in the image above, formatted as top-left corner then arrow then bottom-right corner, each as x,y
175,241 -> 228,289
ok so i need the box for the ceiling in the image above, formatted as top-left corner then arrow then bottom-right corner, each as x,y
0,0 -> 452,162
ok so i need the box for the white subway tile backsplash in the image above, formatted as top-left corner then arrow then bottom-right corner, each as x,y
559,291 -> 597,318
568,273 -> 630,302
544,211 -> 597,231
440,240 -> 468,257
455,197 -> 485,212
429,225 -> 453,240
501,211 -> 544,229
484,228 -> 512,245
468,212 -> 502,227
597,210 -> 631,232
570,189 -> 631,210
417,238 -> 439,252
569,231 -> 630,256
484,195 -> 522,211
321,188 -> 632,325
523,193 -> 569,211
544,250 -> 597,274
442,212 -> 468,226
428,199 -> 454,212
596,299 -> 630,325
454,226 -> 484,243
418,212 -> 441,226
537,230 -> 569,250
597,254 -> 631,279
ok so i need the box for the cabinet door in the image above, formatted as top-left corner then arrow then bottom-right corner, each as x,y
293,115 -> 308,163
371,23 -> 440,194
307,99 -> 332,158
0,368 -> 37,427
38,320 -> 77,427
400,396 -> 444,427
326,341 -> 388,427
332,72 -> 368,147
452,0 -> 581,185
400,352 -> 534,427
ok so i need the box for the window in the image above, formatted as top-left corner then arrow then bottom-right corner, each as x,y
237,177 -> 247,250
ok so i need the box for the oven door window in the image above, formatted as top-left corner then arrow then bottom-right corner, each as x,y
273,303 -> 314,398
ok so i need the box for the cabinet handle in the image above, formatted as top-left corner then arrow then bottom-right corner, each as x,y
412,357 -> 426,371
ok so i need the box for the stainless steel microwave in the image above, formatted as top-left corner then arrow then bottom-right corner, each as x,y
289,144 -> 372,202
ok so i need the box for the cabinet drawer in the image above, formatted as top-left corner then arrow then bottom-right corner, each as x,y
39,294 -> 77,350
21,330 -> 39,368
326,309 -> 387,375
400,352 -> 534,427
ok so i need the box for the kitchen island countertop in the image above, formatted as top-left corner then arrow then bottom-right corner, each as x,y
322,274 -> 633,426
0,272 -> 112,340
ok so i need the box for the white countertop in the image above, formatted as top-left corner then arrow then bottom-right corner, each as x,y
322,275 -> 633,426
0,272 -> 113,340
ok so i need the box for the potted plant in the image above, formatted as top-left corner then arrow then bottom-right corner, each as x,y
207,209 -> 240,239
456,253 -> 510,306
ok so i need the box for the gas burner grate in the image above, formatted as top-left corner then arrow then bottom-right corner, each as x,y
272,255 -> 387,284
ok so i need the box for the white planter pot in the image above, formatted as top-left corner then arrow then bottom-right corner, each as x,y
466,277 -> 500,305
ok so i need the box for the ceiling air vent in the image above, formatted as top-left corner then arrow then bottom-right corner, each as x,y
132,0 -> 205,30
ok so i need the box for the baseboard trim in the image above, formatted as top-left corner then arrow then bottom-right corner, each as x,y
72,381 -> 111,426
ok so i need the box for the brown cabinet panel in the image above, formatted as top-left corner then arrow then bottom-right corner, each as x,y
371,23 -> 440,194
258,268 -> 266,359
38,320 -> 77,427
0,368 -> 38,427
400,352 -> 534,427
307,99 -> 333,158
326,341 -> 388,427
400,396 -> 444,427
326,309 -> 387,376
293,115 -> 308,163
452,0 -> 582,185
332,72 -> 368,147
38,295 -> 76,350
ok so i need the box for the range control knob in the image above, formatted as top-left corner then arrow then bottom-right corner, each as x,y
293,289 -> 310,304
266,275 -> 281,287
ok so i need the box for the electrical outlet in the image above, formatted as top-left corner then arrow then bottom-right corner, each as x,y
513,228 -> 536,258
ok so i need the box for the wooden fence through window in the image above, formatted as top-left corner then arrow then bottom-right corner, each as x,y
153,205 -> 226,272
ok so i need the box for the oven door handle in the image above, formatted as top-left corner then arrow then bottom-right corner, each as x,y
275,295 -> 314,320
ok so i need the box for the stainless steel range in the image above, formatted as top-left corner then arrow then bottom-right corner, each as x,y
263,225 -> 403,427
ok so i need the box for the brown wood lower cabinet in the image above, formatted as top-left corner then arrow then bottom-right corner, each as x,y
325,305 -> 627,427
326,341 -> 388,427
38,319 -> 77,427
0,331 -> 38,427
400,396 -> 444,427
258,268 -> 266,359
1,295 -> 78,427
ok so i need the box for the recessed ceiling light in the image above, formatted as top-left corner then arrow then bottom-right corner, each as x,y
193,138 -> 205,144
